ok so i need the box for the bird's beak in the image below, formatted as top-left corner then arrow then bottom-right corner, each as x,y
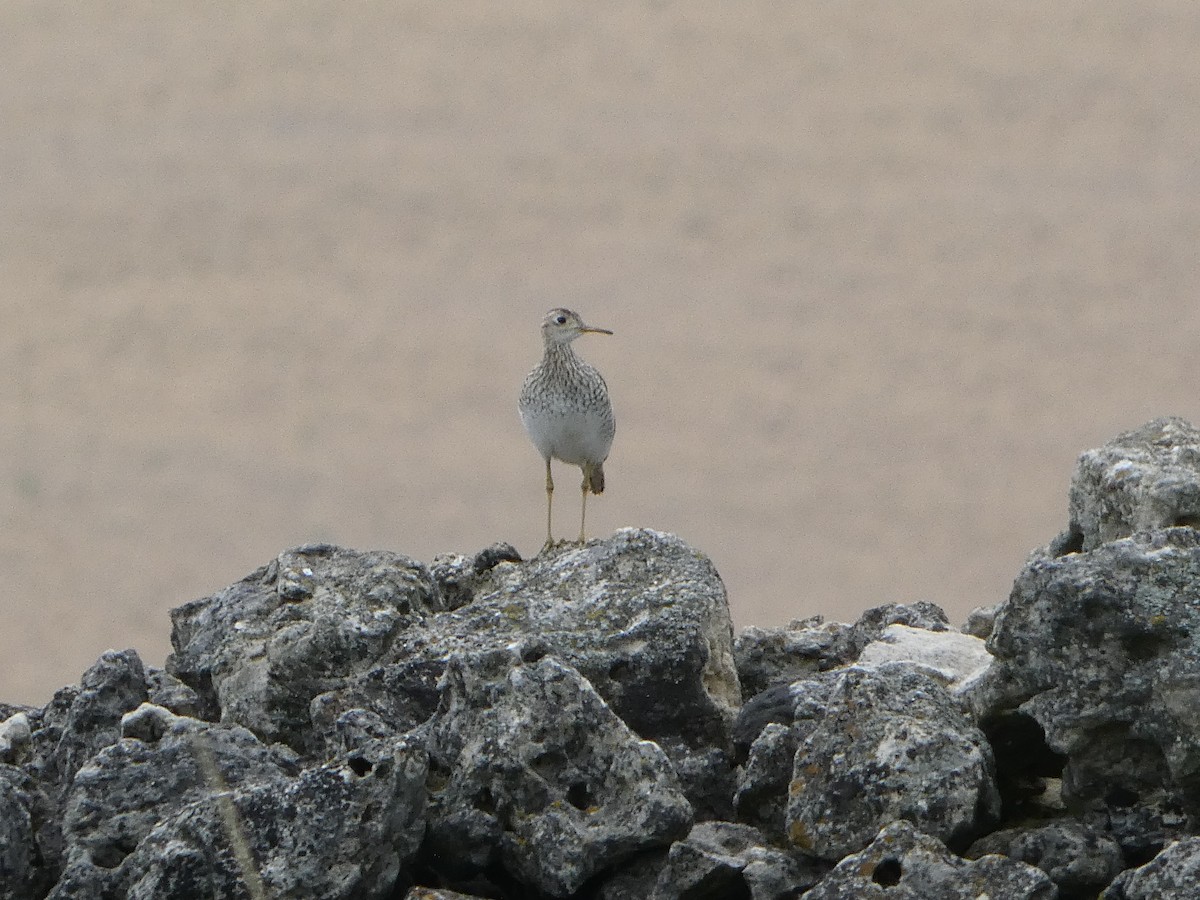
579,326 -> 613,336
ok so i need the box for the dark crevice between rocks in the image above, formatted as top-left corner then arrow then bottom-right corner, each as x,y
1170,514 -> 1200,528
1122,839 -> 1164,870
983,711 -> 1067,820
674,869 -> 753,900
347,755 -> 372,777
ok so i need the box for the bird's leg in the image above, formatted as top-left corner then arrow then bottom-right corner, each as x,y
542,458 -> 556,551
578,466 -> 590,544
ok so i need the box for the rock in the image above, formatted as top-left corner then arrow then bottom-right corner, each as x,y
168,544 -> 443,750
1068,416 -> 1200,553
592,851 -> 668,900
733,604 -> 958,754
734,632 -> 996,846
733,618 -> 841,699
143,666 -> 202,718
0,712 -> 32,765
961,603 -> 1001,639
0,764 -> 52,900
37,649 -> 149,801
1101,836 -> 1200,899
428,542 -> 522,611
984,528 -> 1200,845
651,821 -> 823,899
967,821 -> 1123,898
422,651 -> 692,897
785,665 -> 999,860
734,722 -> 800,841
171,530 -> 741,815
733,603 -> 951,701
801,821 -> 1056,900
50,705 -> 426,899
856,624 -> 993,698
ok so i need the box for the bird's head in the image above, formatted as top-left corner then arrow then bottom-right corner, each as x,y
541,308 -> 613,346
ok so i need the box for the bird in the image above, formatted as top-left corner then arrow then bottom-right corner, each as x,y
518,308 -> 616,550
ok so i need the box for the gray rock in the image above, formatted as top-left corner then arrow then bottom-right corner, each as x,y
734,603 -> 951,701
428,541 -> 522,611
801,821 -> 1056,900
19,649 -> 152,885
856,625 -> 992,698
36,649 -> 149,801
733,618 -> 842,700
985,528 -> 1200,831
144,666 -> 202,717
0,712 -> 32,765
50,705 -> 425,899
734,722 -> 800,841
0,764 -> 52,900
1101,837 -> 1200,899
651,821 -> 822,899
785,665 -> 999,860
961,603 -> 1001,640
592,851 -> 668,900
168,543 -> 443,751
967,821 -> 1123,897
423,651 -> 692,897
171,530 -> 741,814
1068,416 -> 1200,553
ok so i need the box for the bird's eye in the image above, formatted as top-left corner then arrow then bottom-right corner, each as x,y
555,315 -> 567,325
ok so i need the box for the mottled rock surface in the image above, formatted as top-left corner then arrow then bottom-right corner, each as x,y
170,530 -> 740,813
651,821 -> 822,899
784,665 -> 999,860
422,652 -> 692,897
801,821 -> 1055,900
1068,416 -> 1200,552
50,704 -> 427,899
12,420 -> 1200,898
1100,836 -> 1200,899
968,821 -> 1123,898
733,602 -> 950,700
985,529 -> 1200,840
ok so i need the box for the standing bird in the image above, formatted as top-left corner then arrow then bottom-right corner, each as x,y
519,308 -> 616,549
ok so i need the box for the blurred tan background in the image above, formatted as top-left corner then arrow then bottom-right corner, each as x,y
3,2 -> 1199,705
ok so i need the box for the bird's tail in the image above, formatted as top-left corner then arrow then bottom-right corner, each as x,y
586,463 -> 605,494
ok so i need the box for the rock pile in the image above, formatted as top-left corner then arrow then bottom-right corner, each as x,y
5,418 -> 1200,898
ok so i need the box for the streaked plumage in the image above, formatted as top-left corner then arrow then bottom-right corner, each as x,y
519,308 -> 615,548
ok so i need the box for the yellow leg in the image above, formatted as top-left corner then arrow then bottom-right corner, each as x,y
579,469 -> 589,544
542,458 -> 555,550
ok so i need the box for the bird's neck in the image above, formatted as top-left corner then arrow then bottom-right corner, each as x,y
542,341 -> 582,367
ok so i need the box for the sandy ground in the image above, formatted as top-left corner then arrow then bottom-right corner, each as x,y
3,2 -> 1200,705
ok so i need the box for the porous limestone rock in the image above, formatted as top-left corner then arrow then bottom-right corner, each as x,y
50,705 -> 426,899
1100,836 -> 1200,899
784,665 -> 999,860
0,764 -> 50,900
168,544 -> 443,749
422,651 -> 692,898
985,528 -> 1200,843
170,530 -> 741,813
733,602 -> 951,700
1067,416 -> 1200,553
650,821 -> 822,899
967,821 -> 1123,898
733,722 -> 799,841
801,821 -> 1056,900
